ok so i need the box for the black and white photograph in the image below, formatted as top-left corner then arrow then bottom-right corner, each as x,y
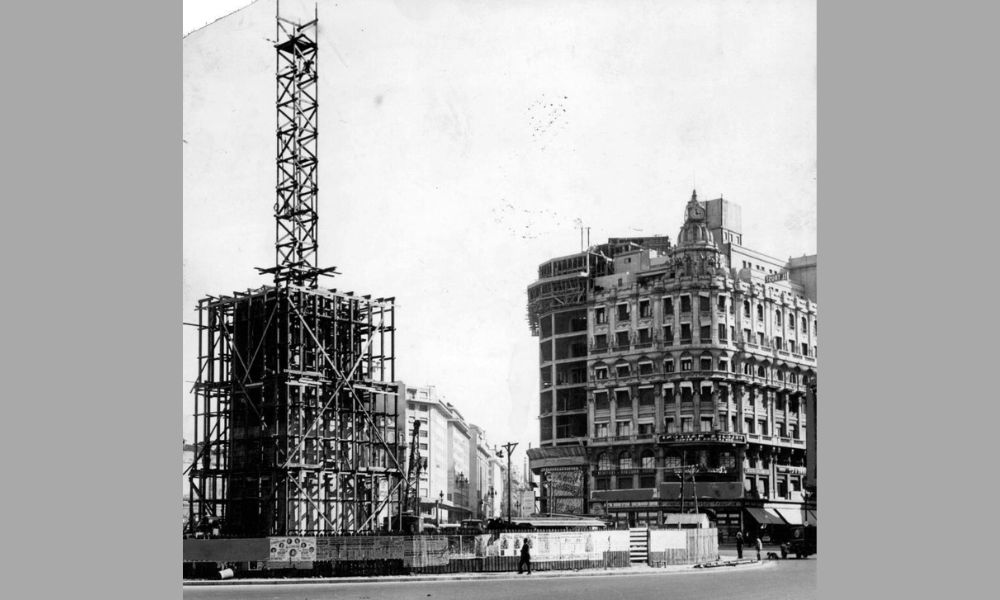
182,0 -> 817,597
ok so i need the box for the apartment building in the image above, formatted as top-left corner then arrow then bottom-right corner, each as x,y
526,191 -> 817,536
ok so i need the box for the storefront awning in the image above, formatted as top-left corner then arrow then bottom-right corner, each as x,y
775,507 -> 803,526
746,507 -> 786,526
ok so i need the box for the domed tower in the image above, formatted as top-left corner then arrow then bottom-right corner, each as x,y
671,190 -> 726,277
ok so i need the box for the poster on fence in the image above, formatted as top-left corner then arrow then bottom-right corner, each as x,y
315,536 -> 407,562
268,536 -> 317,563
475,530 -> 626,561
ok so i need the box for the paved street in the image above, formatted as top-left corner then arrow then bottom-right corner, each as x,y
184,559 -> 815,600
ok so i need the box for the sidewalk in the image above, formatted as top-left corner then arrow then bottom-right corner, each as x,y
185,558 -> 772,587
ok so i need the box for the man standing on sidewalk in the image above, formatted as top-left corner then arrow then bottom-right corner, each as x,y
755,535 -> 762,561
736,531 -> 744,559
517,538 -> 532,575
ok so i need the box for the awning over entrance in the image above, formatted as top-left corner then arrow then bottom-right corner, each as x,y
746,507 -> 786,526
775,507 -> 803,526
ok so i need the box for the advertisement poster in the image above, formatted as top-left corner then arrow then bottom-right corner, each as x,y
269,536 -> 317,563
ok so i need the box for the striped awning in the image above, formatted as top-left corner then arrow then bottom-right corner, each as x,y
775,507 -> 803,526
746,507 -> 785,526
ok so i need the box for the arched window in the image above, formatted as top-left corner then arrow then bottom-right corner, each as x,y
743,300 -> 751,317
619,451 -> 633,470
756,304 -> 764,320
801,316 -> 808,333
640,451 -> 656,469
757,366 -> 766,378
597,452 -> 613,471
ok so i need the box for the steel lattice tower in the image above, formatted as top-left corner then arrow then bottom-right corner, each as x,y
188,5 -> 404,538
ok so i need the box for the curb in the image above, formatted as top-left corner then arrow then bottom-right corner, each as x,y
184,560 -> 770,586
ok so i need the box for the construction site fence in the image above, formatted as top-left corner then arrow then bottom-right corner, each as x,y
647,528 -> 719,566
183,528 -> 716,578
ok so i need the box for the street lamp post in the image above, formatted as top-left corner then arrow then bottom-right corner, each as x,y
437,490 -> 443,526
498,442 -> 518,523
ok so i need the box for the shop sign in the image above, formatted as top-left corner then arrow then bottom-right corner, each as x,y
659,432 -> 746,444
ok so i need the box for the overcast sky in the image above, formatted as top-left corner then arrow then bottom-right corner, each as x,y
183,0 -> 816,462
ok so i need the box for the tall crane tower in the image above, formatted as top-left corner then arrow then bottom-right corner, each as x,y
188,4 -> 404,537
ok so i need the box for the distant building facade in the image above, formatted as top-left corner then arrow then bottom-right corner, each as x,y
527,191 -> 817,536
404,385 -> 505,524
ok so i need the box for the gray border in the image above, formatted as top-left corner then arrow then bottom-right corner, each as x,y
7,0 -> 994,598
5,2 -> 179,599
819,1 -> 993,599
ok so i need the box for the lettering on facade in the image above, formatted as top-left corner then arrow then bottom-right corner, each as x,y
659,432 -> 747,444
765,271 -> 788,283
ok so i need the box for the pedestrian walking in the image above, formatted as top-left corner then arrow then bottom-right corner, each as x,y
735,531 -> 744,559
755,535 -> 762,561
517,538 -> 532,575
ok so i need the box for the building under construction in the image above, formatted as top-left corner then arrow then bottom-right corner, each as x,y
187,7 -> 405,537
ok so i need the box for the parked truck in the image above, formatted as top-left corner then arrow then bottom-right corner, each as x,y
780,525 -> 817,559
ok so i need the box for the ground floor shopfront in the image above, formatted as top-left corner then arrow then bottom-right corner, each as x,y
590,498 -> 815,542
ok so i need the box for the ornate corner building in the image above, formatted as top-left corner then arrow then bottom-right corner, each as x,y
526,192 -> 817,536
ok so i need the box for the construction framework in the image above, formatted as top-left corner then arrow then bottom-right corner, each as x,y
187,6 -> 405,536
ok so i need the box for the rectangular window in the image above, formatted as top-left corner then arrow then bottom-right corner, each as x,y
637,422 -> 654,436
700,417 -> 714,432
639,474 -> 657,489
664,360 -> 674,373
638,361 -> 653,375
638,328 -> 651,344
700,386 -> 714,403
743,328 -> 751,344
616,331 -> 630,348
699,295 -> 711,314
681,417 -> 694,432
681,324 -> 692,344
777,422 -> 786,437
616,420 -> 632,437
681,358 -> 692,371
595,366 -> 608,380
639,299 -> 650,318
616,363 -> 630,378
663,387 -> 674,404
664,297 -> 674,316
718,324 -> 727,342
594,333 -> 607,349
700,324 -> 711,343
664,417 -> 676,433
802,342 -> 809,356
595,391 -> 609,410
617,475 -> 634,489
595,477 -> 610,491
681,387 -> 693,403
638,387 -> 654,406
774,336 -> 783,350
595,307 -> 606,324
594,422 -> 609,438
759,420 -> 768,436
680,295 -> 691,313
718,359 -> 728,372
615,390 -> 631,407
745,419 -> 754,434
663,325 -> 673,346
757,332 -> 765,346
718,295 -> 727,311
699,357 -> 712,371
617,303 -> 630,321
